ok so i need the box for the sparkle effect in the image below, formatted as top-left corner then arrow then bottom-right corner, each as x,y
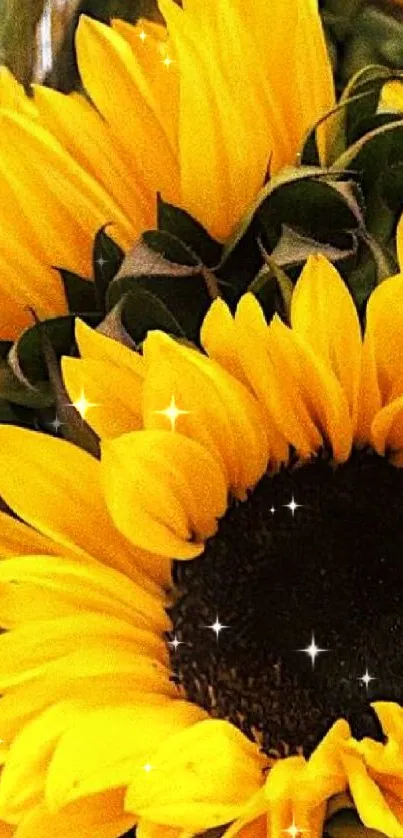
162,54 -> 174,68
283,819 -> 306,838
167,634 -> 185,652
95,255 -> 107,270
48,414 -> 63,434
70,390 -> 99,420
204,615 -> 229,640
299,634 -> 328,668
358,669 -> 377,690
138,28 -> 147,42
284,496 -> 302,516
153,395 -> 190,431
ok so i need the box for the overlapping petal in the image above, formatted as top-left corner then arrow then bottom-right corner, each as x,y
125,719 -> 268,831
101,429 -> 227,558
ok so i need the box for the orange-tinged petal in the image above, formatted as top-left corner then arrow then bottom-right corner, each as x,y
339,749 -> 403,838
137,821 -> 194,838
233,295 -> 289,466
266,315 -> 353,462
200,297 -> 249,386
33,85 -> 153,232
76,16 -> 179,206
158,0 -> 272,241
111,18 -> 179,155
125,719 -> 267,831
46,701 -> 206,809
142,331 -> 269,497
0,112 -> 133,277
291,255 -> 362,425
371,396 -> 403,462
264,721 -> 348,837
61,356 -> 143,439
75,318 -> 145,377
13,790 -> 134,838
0,512 -> 60,558
0,426 -> 162,593
362,274 -> 403,402
101,430 -> 227,558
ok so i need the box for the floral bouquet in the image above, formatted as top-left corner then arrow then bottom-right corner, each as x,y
1,1 -> 403,836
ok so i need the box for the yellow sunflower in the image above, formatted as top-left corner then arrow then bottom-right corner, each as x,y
0,0 -> 334,339
1,252 -> 403,836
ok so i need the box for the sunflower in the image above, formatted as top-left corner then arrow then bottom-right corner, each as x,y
0,0 -> 334,340
1,251 -> 403,836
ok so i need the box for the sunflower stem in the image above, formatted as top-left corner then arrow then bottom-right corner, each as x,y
201,266 -> 222,301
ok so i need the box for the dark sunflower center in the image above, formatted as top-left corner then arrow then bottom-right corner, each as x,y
168,449 -> 403,758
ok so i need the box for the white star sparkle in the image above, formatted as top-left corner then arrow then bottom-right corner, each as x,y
138,28 -> 147,42
205,615 -> 229,640
284,496 -> 302,516
358,669 -> 376,690
70,390 -> 99,420
299,634 -> 327,668
96,255 -> 107,270
153,395 -> 190,431
270,506 -> 276,514
167,634 -> 185,652
142,763 -> 153,772
283,819 -> 306,838
48,414 -> 63,434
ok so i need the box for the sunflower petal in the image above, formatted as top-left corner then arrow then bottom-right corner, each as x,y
200,297 -> 249,386
291,255 -> 362,425
61,357 -> 143,439
0,112 -> 133,277
266,315 -> 353,462
0,426 -> 162,592
76,16 -> 179,205
340,749 -> 403,838
45,702 -> 206,809
125,719 -> 267,831
142,331 -> 269,497
33,85 -> 152,232
0,555 -> 168,632
13,791 -> 134,838
75,318 -> 145,377
101,430 -> 227,558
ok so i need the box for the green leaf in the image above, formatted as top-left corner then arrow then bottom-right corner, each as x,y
58,269 -> 98,315
331,120 -> 403,191
270,225 -> 357,267
8,314 -> 99,387
257,178 -> 362,252
117,289 -> 186,345
221,166 -> 329,261
92,225 -> 125,311
0,362 -> 53,408
0,398 -> 20,425
157,195 -> 222,267
310,65 -> 402,168
142,230 -> 201,267
107,273 -> 211,344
